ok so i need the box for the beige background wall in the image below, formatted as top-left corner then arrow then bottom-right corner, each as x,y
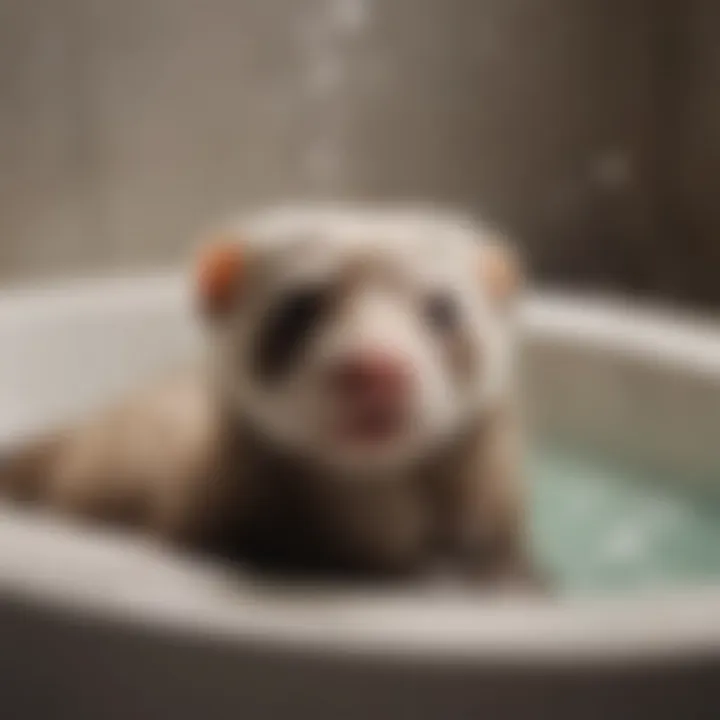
656,0 -> 720,307
0,1 -> 714,308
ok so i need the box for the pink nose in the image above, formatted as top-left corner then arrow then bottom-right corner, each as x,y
328,351 -> 411,402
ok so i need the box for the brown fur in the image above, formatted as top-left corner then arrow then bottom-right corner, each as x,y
0,371 -> 539,589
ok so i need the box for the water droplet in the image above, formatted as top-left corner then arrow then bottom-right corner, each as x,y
333,0 -> 369,34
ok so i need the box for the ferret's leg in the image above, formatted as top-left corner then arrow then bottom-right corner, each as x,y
0,429 -> 148,528
439,411 -> 550,594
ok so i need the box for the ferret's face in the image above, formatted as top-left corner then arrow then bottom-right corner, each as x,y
199,208 -> 520,473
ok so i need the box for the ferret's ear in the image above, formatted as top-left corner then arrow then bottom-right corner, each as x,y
478,234 -> 523,305
195,235 -> 246,318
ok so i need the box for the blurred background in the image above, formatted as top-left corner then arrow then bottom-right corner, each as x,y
0,1 -> 717,309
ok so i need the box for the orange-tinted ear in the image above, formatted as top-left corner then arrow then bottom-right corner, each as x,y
478,235 -> 523,305
196,236 -> 245,317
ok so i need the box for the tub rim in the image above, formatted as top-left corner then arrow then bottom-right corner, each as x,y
0,272 -> 719,665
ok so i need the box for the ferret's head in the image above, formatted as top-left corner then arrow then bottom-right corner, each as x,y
196,205 -> 522,473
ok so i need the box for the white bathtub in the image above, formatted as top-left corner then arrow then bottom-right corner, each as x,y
0,274 -> 718,719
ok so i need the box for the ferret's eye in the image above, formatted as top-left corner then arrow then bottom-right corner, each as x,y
424,293 -> 460,332
255,286 -> 329,382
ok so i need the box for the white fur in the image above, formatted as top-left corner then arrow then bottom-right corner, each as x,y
210,204 -> 517,474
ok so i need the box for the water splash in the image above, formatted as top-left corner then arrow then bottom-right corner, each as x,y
297,0 -> 373,195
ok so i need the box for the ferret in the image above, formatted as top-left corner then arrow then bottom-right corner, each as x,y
0,205 -> 541,588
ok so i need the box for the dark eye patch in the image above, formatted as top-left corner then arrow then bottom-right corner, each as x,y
424,292 -> 461,332
253,285 -> 330,383
423,291 -> 479,382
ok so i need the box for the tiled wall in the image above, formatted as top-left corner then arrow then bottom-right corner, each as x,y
0,1 -> 714,308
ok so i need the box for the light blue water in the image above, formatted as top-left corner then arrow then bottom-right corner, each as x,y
531,449 -> 720,595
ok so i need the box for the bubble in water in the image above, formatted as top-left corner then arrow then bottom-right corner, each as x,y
603,521 -> 649,564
